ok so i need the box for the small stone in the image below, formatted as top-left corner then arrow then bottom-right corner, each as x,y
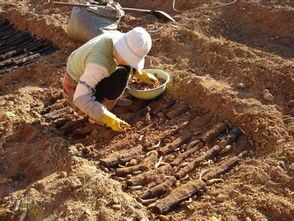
59,171 -> 67,178
215,193 -> 226,202
0,178 -> 12,185
157,112 -> 165,118
33,181 -> 46,192
68,177 -> 82,189
68,146 -> 79,155
157,215 -> 169,221
76,143 -> 84,151
4,111 -> 17,120
288,163 -> 294,176
288,100 -> 294,108
279,161 -> 286,170
111,204 -> 121,210
31,119 -> 41,125
82,147 -> 91,155
262,89 -> 274,102
129,159 -> 138,166
112,197 -> 119,205
245,217 -> 252,221
0,122 -> 4,131
134,202 -> 144,209
237,83 -> 246,89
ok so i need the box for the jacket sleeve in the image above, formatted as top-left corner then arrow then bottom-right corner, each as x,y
73,63 -> 109,121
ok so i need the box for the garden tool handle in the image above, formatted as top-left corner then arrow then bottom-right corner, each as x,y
52,1 -> 90,7
122,7 -> 152,13
52,1 -> 152,12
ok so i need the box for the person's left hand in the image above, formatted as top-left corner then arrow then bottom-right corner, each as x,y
134,70 -> 159,85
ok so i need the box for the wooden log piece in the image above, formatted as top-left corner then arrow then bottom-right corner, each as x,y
140,176 -> 177,200
127,99 -> 150,112
115,151 -> 158,176
6,32 -> 30,45
159,133 -> 192,155
175,127 -> 244,179
170,141 -> 205,166
152,179 -> 206,214
0,20 -> 9,28
151,99 -> 176,116
175,144 -> 223,179
43,107 -> 71,120
202,156 -> 240,182
0,58 -> 13,68
25,40 -> 43,50
8,34 -> 32,48
0,29 -> 18,40
59,118 -> 88,136
100,145 -> 144,168
166,103 -> 189,119
127,106 -> 151,125
202,150 -> 248,182
201,121 -> 229,144
145,121 -> 189,151
127,164 -> 172,186
0,48 -> 23,61
15,38 -> 35,49
37,45 -> 56,55
14,53 -> 41,66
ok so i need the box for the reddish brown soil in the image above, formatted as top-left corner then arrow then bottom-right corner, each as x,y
129,77 -> 165,90
0,0 -> 293,220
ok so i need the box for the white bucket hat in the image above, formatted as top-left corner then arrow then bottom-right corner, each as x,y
112,27 -> 152,69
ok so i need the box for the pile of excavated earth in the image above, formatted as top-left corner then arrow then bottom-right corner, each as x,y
0,0 -> 293,220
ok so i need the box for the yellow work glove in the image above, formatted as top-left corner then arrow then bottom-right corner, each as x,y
99,111 -> 130,132
134,70 -> 159,85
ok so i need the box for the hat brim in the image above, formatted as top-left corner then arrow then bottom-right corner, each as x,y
112,33 -> 145,70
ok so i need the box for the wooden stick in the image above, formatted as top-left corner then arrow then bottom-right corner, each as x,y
0,19 -> 9,28
145,121 -> 189,151
140,176 -> 177,200
127,164 -> 172,186
203,150 -> 248,183
127,99 -> 150,112
59,118 -> 88,135
174,126 -> 242,178
115,151 -> 158,176
201,121 -> 229,144
166,103 -> 189,119
14,53 -> 41,66
151,99 -> 176,116
138,120 -> 158,133
100,145 -> 143,168
152,151 -> 248,214
202,156 -> 240,182
43,107 -> 71,120
152,179 -> 206,214
159,133 -> 192,155
0,29 -> 18,40
7,34 -> 32,48
127,106 -> 151,125
170,141 -> 204,166
6,32 -> 29,45
175,143 -> 228,179
0,48 -> 23,61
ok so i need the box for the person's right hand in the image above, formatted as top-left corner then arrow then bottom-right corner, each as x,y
134,70 -> 159,85
99,111 -> 130,132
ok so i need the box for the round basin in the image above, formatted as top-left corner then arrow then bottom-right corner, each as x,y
127,69 -> 170,100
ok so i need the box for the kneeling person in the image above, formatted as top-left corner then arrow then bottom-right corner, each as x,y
62,27 -> 155,132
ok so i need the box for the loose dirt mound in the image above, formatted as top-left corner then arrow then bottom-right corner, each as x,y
0,0 -> 293,220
